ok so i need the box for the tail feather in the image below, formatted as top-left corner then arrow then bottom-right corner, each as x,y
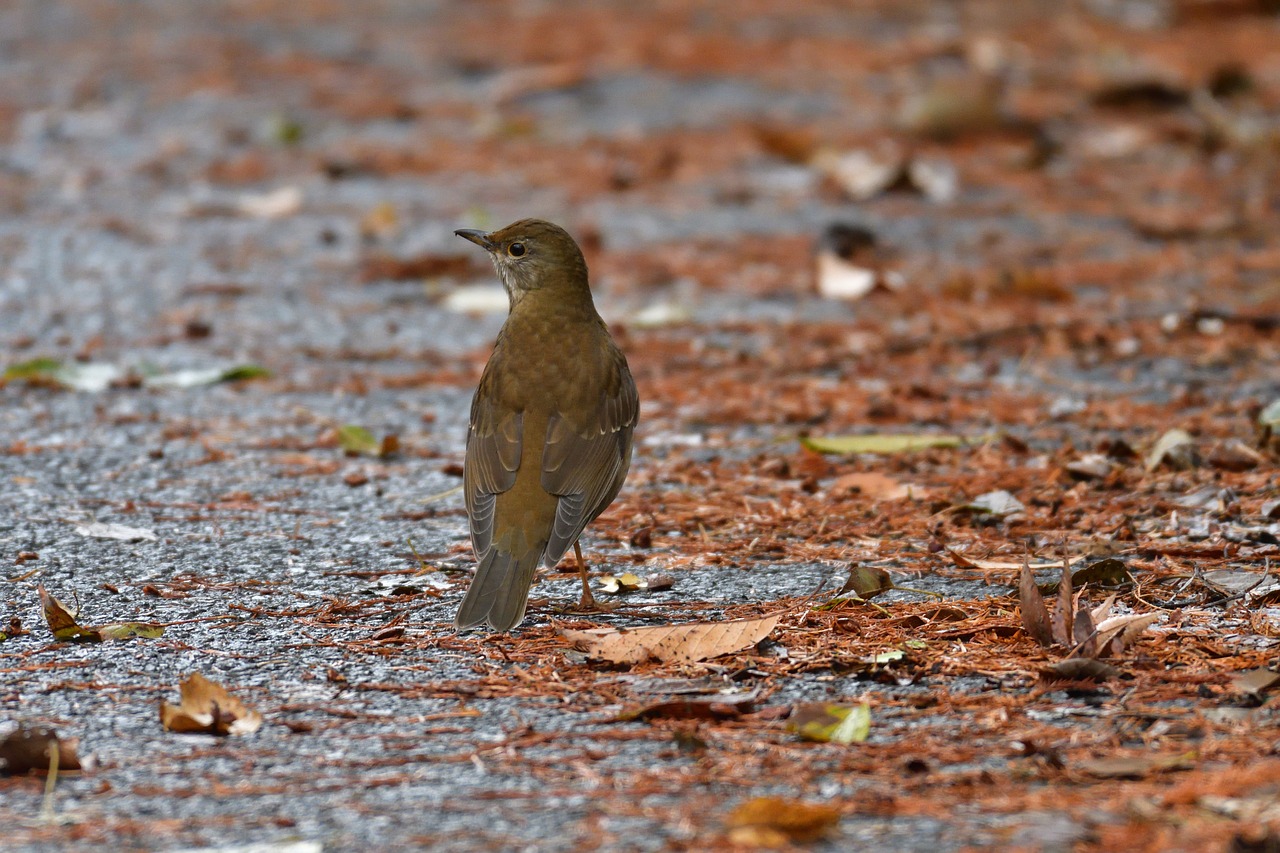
454,548 -> 541,631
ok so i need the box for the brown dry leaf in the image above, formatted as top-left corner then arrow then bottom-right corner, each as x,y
1077,751 -> 1196,779
1040,658 -> 1121,682
160,672 -> 263,736
39,585 -> 96,642
725,796 -> 841,847
1019,558 -> 1055,647
950,550 -> 1081,571
617,690 -> 760,722
1038,560 -> 1131,594
1231,668 -> 1280,698
751,123 -> 819,164
1072,596 -> 1099,657
39,584 -> 164,642
841,565 -> 893,599
829,472 -> 915,500
1145,428 -> 1198,471
358,252 -> 474,283
1022,558 -> 1156,658
0,725 -> 82,775
359,200 -> 399,241
561,614 -> 780,665
597,572 -> 648,595
1052,560 -> 1073,648
1093,611 -> 1160,656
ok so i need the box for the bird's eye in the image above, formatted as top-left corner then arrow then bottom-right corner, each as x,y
508,242 -> 526,258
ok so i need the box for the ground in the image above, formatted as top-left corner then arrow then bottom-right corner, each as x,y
1,1 -> 1280,851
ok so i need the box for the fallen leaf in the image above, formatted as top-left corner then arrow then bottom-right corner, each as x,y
829,472 -> 916,500
1040,658 -> 1121,682
39,585 -> 164,643
1231,668 -> 1280,698
802,433 -> 968,455
561,614 -> 780,665
1208,439 -> 1263,471
906,157 -> 959,202
1038,558 -> 1131,594
751,123 -> 819,164
964,490 -> 1025,517
75,522 -> 158,542
949,550 -> 1081,571
725,796 -> 841,847
787,702 -> 872,744
1202,569 -> 1280,599
360,200 -> 400,241
617,690 -> 760,721
443,284 -> 509,314
813,222 -> 904,301
237,185 -> 302,218
811,145 -> 903,201
267,114 -> 304,145
0,726 -> 81,775
1066,454 -> 1113,480
358,252 -> 475,283
1258,399 -> 1280,453
598,572 -> 648,594
1146,428 -> 1198,471
841,565 -> 893,599
815,250 -> 876,300
160,672 -> 263,736
1019,558 -> 1055,647
1077,751 -> 1196,779
898,74 -> 1005,138
337,425 -> 398,458
630,299 -> 694,327
644,574 -> 676,592
2,357 -> 63,383
143,364 -> 270,388
3,360 -> 125,392
1092,611 -> 1160,656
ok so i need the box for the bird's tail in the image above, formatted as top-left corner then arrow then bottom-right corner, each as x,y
454,547 -> 542,632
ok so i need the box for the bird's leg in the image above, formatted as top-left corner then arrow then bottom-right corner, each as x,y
574,540 -> 596,609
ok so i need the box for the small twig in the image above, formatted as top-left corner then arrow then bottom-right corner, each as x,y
40,740 -> 59,823
1204,558 -> 1274,609
419,484 -> 463,505
407,537 -> 433,574
890,584 -> 945,600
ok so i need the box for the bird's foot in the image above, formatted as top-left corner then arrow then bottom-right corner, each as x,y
560,596 -> 617,615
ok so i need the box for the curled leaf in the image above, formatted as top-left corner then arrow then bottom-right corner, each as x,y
39,585 -> 164,643
160,673 -> 263,736
1019,558 -> 1055,647
841,565 -> 893,600
1146,428 -> 1198,471
598,572 -> 648,595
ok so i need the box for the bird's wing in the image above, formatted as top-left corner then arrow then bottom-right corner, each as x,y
540,353 -> 638,566
464,384 -> 523,560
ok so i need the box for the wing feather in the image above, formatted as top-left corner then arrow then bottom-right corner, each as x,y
464,384 -> 523,560
540,352 -> 638,565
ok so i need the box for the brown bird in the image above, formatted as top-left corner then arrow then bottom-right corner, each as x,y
453,219 -> 638,631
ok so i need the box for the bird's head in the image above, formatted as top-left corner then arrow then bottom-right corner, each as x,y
454,219 -> 590,307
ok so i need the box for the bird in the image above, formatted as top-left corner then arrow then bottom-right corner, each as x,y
452,219 -> 638,632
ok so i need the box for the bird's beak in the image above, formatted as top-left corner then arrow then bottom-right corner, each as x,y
454,229 -> 496,251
